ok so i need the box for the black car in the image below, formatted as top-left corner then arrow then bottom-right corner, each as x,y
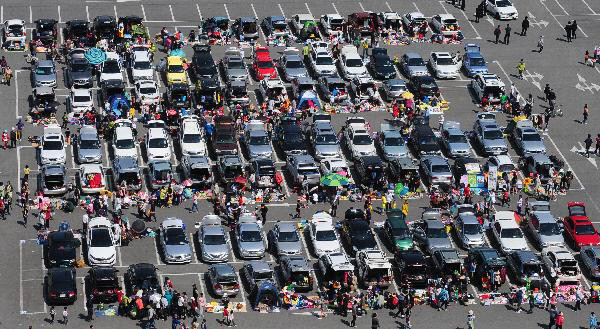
250,158 -> 276,188
340,219 -> 378,256
124,263 -> 161,295
241,260 -> 276,295
93,16 -> 117,41
275,118 -> 308,156
409,124 -> 441,156
279,255 -> 313,292
368,48 -> 396,80
262,16 -> 288,37
33,19 -> 58,44
431,248 -> 463,278
345,208 -> 366,221
506,250 -> 546,287
87,267 -> 120,302
394,249 -> 429,288
466,248 -> 507,288
64,20 -> 93,46
191,45 -> 218,86
409,75 -> 440,99
354,155 -> 386,187
45,231 -> 80,267
66,58 -> 93,88
46,267 -> 77,305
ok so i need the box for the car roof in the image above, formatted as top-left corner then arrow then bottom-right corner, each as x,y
276,222 -> 297,232
529,153 -> 552,164
421,155 -> 447,165
38,60 -> 55,67
424,219 -> 445,229
90,266 -> 118,279
544,246 -> 573,259
247,260 -> 272,273
147,127 -> 167,139
80,163 -> 102,174
114,156 -> 138,169
533,212 -> 556,223
212,263 -> 236,275
438,14 -> 456,20
167,56 -> 183,64
432,51 -> 452,58
48,230 -> 75,242
513,250 -> 539,263
295,14 -> 315,21
492,155 -> 513,165
293,154 -> 316,164
130,263 -> 157,277
284,256 -> 310,269
459,213 -> 479,224
397,250 -> 426,263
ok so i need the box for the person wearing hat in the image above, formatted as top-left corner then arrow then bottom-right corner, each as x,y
467,310 -> 475,329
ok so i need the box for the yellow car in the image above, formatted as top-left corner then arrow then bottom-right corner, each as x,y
166,56 -> 187,85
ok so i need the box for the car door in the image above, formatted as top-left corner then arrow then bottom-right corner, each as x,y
493,222 -> 502,244
564,218 -> 575,240
583,249 -> 595,271
529,216 -> 540,244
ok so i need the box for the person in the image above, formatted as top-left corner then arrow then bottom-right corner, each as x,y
200,319 -> 207,329
583,104 -> 589,124
461,0 -> 466,11
555,311 -> 565,329
595,134 -> 600,156
86,296 -> 94,321
474,4 -> 482,23
330,193 -> 339,216
515,288 -> 523,313
517,195 -> 523,214
517,59 -> 525,79
585,134 -> 593,158
371,313 -> 380,329
528,291 -> 535,313
494,25 -> 501,43
572,20 -> 578,39
589,311 -> 598,329
260,203 -> 268,225
10,127 -> 16,148
575,288 -> 584,311
62,307 -> 68,326
467,310 -> 475,329
504,24 -> 511,45
538,35 -> 544,52
565,21 -> 572,42
295,200 -> 301,219
521,16 -> 529,36
49,306 -> 56,323
549,305 -> 558,329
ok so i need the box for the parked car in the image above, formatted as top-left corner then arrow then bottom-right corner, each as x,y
377,124 -> 408,160
541,246 -> 580,283
45,231 -> 79,267
87,266 -> 120,303
472,116 -> 508,156
40,164 -> 67,195
579,246 -> 600,281
262,16 -> 290,38
453,213 -> 486,249
440,121 -> 471,158
491,217 -> 529,254
320,14 -> 345,36
562,202 -> 600,249
207,263 -> 240,297
278,49 -> 308,82
87,217 -> 118,266
268,222 -> 303,257
527,205 -> 564,248
419,155 -> 452,187
308,212 -> 342,257
395,249 -> 429,288
124,263 -> 161,295
509,119 -> 546,155
40,124 -> 66,165
506,250 -> 545,286
384,209 -> 414,251
338,45 -> 368,80
368,48 -> 396,80
159,218 -> 192,264
286,154 -> 321,186
196,215 -> 229,263
486,0 -> 519,20
279,255 -> 313,292
400,52 -> 429,79
340,219 -> 378,256
77,125 -> 102,164
381,79 -> 407,101
241,260 -> 276,294
429,52 -> 459,79
112,156 -> 142,191
410,124 -> 441,156
413,219 -> 453,253
235,213 -> 266,259
46,267 -> 77,305
356,250 -> 393,288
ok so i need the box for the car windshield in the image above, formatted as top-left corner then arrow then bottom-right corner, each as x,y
316,134 -> 337,144
102,61 -> 120,73
575,224 -> 596,235
470,58 -> 486,66
216,134 -> 235,143
140,87 -> 157,95
250,136 -> 269,145
284,133 -> 303,143
71,63 -> 89,72
463,223 -> 482,235
298,167 -> 319,175
539,222 -> 561,236
149,138 -> 168,148
522,133 -> 541,141
392,227 -> 410,238
36,66 -> 54,75
80,139 -> 100,149
90,228 -> 113,247
227,60 -> 244,69
435,57 -> 454,66
427,227 -> 448,238
183,134 -> 202,143
316,57 -> 333,65
134,61 -> 151,70
353,135 -> 372,145
569,205 -> 586,217
44,140 -> 63,150
496,0 -> 512,7
8,25 -> 24,36
448,134 -> 467,143
408,58 -> 425,66
498,164 -> 515,172
204,234 -> 226,245
115,138 -> 134,149
240,230 -> 262,242
74,95 -> 91,103
257,61 -> 274,69
278,231 -> 300,242
389,85 -> 406,91
431,165 -> 448,173
484,130 -> 503,140
501,228 -> 523,238
385,137 -> 404,146
168,64 -> 184,73
316,229 -> 337,241
346,58 -> 363,67
286,60 -> 304,69
165,228 -> 187,245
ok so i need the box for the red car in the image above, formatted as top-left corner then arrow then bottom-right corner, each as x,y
253,47 -> 277,80
563,202 -> 600,249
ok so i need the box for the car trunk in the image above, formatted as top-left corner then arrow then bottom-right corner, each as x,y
45,174 -> 65,190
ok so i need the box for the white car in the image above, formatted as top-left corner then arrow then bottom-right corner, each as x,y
2,19 -> 26,49
78,163 -> 106,194
309,212 -> 342,257
67,88 -> 93,115
471,73 -> 506,103
430,14 -> 461,36
145,127 -> 171,161
401,12 -> 426,31
112,125 -> 138,159
179,116 -> 207,156
87,217 -> 118,266
338,45 -> 368,80
130,50 -> 154,82
429,52 -> 459,79
291,14 -> 315,33
40,124 -> 66,165
134,80 -> 160,106
344,122 -> 377,159
99,52 -> 123,84
308,47 -> 337,77
486,0 -> 518,20
320,14 -> 344,36
541,246 -> 580,282
491,217 -> 529,254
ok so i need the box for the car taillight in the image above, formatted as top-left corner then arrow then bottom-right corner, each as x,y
49,291 -> 57,297
68,291 -> 76,297
214,284 -> 222,290
233,284 -> 240,289
92,288 -> 99,295
106,289 -> 114,294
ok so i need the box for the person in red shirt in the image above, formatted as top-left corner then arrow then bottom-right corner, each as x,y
555,311 -> 564,329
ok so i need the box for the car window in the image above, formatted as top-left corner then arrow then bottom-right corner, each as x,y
576,224 -> 596,235
148,138 -> 168,149
90,228 -> 113,247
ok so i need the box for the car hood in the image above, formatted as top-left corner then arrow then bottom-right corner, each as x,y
345,65 -> 367,75
36,74 -> 57,82
285,68 -> 308,78
315,64 -> 337,73
409,66 -> 428,75
435,64 -> 457,72
148,148 -> 171,159
314,240 -> 341,254
353,144 -> 377,156
100,72 -> 122,81
79,148 -> 102,161
383,145 -> 408,157
315,144 -> 340,156
428,238 -> 453,249
248,144 -> 272,157
448,142 -> 471,154
575,234 -> 600,246
202,243 -> 229,257
182,143 -> 206,156
500,238 -> 529,251
70,71 -> 92,80
227,68 -> 247,80
394,238 -> 414,250
133,68 -> 153,77
483,139 -> 507,149
277,241 -> 303,255
164,244 -> 192,257
89,246 -> 116,259
522,140 -> 546,153
239,241 -> 265,253
463,233 -> 485,245
539,234 -> 564,247
496,6 -> 517,14
114,148 -> 137,158
41,149 -> 65,160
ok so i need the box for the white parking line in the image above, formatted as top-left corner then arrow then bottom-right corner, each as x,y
304,3 -> 313,17
235,271 -> 248,305
226,232 -> 236,261
169,5 -> 176,22
197,273 -> 206,297
280,170 -> 290,197
358,2 -> 366,11
86,6 -> 90,22
386,2 -> 393,11
224,4 -> 231,20
0,6 -> 3,24
580,0 -> 598,15
263,232 -> 275,262
332,3 -> 340,15
19,240 -> 24,314
153,238 -> 162,265
553,0 -> 569,15
29,6 -> 32,24
114,6 -> 118,21
57,5 -> 63,23
278,4 -> 285,17
196,3 -> 203,20
189,232 -> 199,264
81,277 -> 87,311
103,142 -> 110,168
299,227 -> 313,260
141,4 -> 147,22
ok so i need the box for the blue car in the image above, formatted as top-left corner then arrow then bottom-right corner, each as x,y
462,44 -> 488,78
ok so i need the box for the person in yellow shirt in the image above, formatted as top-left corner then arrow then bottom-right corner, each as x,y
402,200 -> 409,217
381,194 -> 387,211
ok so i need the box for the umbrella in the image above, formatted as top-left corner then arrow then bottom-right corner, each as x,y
169,49 -> 185,57
84,48 -> 107,65
401,91 -> 414,99
320,173 -> 349,187
131,219 -> 146,234
394,183 -> 408,196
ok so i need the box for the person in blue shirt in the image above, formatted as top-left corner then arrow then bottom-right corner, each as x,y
590,312 -> 598,329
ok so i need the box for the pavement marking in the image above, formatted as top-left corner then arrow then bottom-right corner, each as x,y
305,3 -> 314,18
19,240 -> 24,315
103,142 -> 110,168
580,0 -> 598,15
81,277 -> 87,311
235,270 -> 249,305
226,232 -> 236,262
57,5 -> 63,23
1,6 -> 3,24
437,0 -> 451,15
251,3 -> 265,40
332,3 -> 340,15
141,4 -> 147,22
385,2 -> 393,11
169,5 -> 176,22
454,2 -> 482,39
153,237 -> 162,265
280,170 -> 290,197
278,4 -> 286,17
29,6 -> 32,24
189,232 -> 200,264
358,2 -> 366,11
413,2 -> 433,33
196,3 -> 203,20
86,6 -> 90,22
224,4 -> 231,20
552,0 -> 570,15
117,246 -> 123,267
114,5 -> 118,21
197,273 -> 206,297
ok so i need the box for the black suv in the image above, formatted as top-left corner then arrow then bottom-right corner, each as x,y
87,267 -> 120,302
354,155 -> 385,187
410,124 -> 441,156
64,20 -> 93,46
275,117 -> 307,156
33,19 -> 58,44
191,45 -> 219,87
124,263 -> 161,295
466,248 -> 507,288
368,48 -> 396,80
46,267 -> 77,305
340,219 -> 378,256
279,255 -> 313,292
409,75 -> 440,99
45,231 -> 80,267
394,249 -> 429,288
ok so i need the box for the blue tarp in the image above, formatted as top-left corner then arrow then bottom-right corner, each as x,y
296,90 -> 320,112
108,94 -> 130,117
254,281 -> 280,307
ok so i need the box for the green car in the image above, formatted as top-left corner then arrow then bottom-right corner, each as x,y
384,210 -> 414,251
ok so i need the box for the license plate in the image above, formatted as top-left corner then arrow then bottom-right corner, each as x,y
60,294 -> 66,298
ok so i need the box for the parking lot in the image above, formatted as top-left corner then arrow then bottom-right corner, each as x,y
2,0 -> 600,328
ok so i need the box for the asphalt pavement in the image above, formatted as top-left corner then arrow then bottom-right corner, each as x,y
1,0 -> 600,328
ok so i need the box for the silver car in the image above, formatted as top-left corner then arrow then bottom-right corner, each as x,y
279,49 -> 308,82
241,260 -> 276,293
527,208 -> 564,248
159,218 -> 192,264
420,155 -> 453,187
243,120 -> 272,160
221,47 -> 247,83
413,219 -> 453,253
235,213 -> 266,259
33,59 -> 57,87
400,52 -> 429,79
473,118 -> 508,156
77,125 -> 103,164
268,222 -> 303,257
207,263 -> 240,297
580,246 -> 600,281
511,120 -> 546,155
453,214 -> 486,249
310,121 -> 341,160
381,79 -> 407,102
197,215 -> 229,263
440,121 -> 471,158
377,124 -> 408,160
286,154 -> 321,186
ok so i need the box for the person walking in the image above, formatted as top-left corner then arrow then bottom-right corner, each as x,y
595,134 -> 600,156
330,193 -> 339,216
467,310 -> 475,329
49,306 -> 56,324
504,24 -> 511,44
517,59 -> 525,79
9,127 -> 16,148
474,3 -> 482,23
190,191 -> 199,213
86,296 -> 94,321
349,302 -> 357,327
589,311 -> 598,329
572,20 -> 578,39
521,16 -> 529,36
565,21 -> 572,42
515,288 -> 523,313
537,35 -> 544,53
555,311 -> 565,329
528,291 -> 535,313
517,195 -> 523,215
585,134 -> 593,158
575,289 -> 584,311
371,313 -> 380,329
259,203 -> 268,225
583,104 -> 589,124
405,306 -> 412,328
549,305 -> 558,329
200,319 -> 207,329
461,0 -> 466,11
494,25 -> 501,43
62,307 -> 68,326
